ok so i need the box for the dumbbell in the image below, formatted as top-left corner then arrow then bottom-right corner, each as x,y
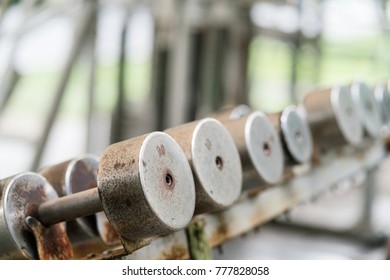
0,132 -> 196,259
268,105 -> 313,167
302,86 -> 363,151
350,81 -> 382,138
218,110 -> 284,190
374,83 -> 390,130
165,118 -> 242,215
40,155 -> 120,246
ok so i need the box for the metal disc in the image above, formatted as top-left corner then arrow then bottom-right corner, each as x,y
192,118 -> 242,209
65,155 -> 99,238
281,106 -> 313,164
375,84 -> 390,126
351,82 -> 382,137
0,173 -> 58,259
246,112 -> 284,184
229,104 -> 252,120
139,132 -> 196,231
331,86 -> 363,145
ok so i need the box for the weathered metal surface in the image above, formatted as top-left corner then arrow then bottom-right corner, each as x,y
165,118 -> 242,214
25,216 -> 73,260
40,155 -> 120,245
37,188 -> 102,226
120,237 -> 153,254
303,86 -> 363,151
40,155 -> 99,242
269,106 -> 313,166
88,230 -> 190,260
0,172 -> 61,259
374,84 -> 390,128
351,82 -> 382,138
98,131 -> 196,241
222,111 -> 284,190
96,212 -> 120,246
202,140 -> 385,248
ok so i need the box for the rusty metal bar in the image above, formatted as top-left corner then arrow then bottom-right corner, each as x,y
37,188 -> 102,227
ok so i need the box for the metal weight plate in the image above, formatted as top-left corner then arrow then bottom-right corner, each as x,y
280,106 -> 313,164
375,84 -> 390,127
351,82 -> 382,138
331,86 -> 363,145
41,155 -> 100,241
245,112 -> 284,184
191,118 -> 242,213
98,132 -> 196,241
0,173 -> 59,259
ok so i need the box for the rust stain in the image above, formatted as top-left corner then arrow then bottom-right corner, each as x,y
156,144 -> 166,157
113,162 -> 126,170
205,139 -> 212,150
26,216 -> 73,260
161,244 -> 188,260
102,220 -> 121,246
209,214 -> 229,246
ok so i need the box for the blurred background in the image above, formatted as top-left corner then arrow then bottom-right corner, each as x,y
1,0 -> 390,259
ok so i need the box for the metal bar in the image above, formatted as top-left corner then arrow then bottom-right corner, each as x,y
31,0 -> 95,170
38,188 -> 102,227
86,1 -> 98,153
110,16 -> 128,143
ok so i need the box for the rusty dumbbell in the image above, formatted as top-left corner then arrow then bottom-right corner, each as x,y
268,105 -> 313,167
165,118 -> 242,215
219,110 -> 284,190
0,132 -> 196,259
350,81 -> 382,138
302,85 -> 363,151
39,155 -> 120,246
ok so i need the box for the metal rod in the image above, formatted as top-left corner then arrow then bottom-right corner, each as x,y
37,188 -> 102,227
31,0 -> 95,170
110,16 -> 128,143
86,1 -> 98,153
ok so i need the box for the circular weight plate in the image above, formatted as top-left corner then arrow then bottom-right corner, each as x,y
281,106 -> 313,164
139,132 -> 196,231
65,155 -> 99,238
246,112 -> 284,184
331,86 -> 363,145
1,173 -> 58,259
351,82 -> 382,137
230,104 -> 252,120
375,84 -> 390,125
192,118 -> 242,209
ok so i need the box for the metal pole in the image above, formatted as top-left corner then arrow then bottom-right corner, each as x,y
37,188 -> 102,227
31,0 -> 95,170
86,1 -> 98,152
